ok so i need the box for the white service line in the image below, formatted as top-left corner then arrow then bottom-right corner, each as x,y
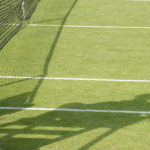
24,24 -> 150,29
0,76 -> 150,83
0,107 -> 150,114
1,23 -> 150,29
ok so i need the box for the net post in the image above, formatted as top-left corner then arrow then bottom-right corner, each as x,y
22,0 -> 26,20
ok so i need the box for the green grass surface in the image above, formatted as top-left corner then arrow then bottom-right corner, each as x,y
1,0 -> 150,149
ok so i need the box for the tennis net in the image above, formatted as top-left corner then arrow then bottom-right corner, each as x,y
0,0 -> 39,51
24,0 -> 39,19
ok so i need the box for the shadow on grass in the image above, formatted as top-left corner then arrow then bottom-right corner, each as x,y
0,0 -> 78,125
32,18 -> 64,24
0,78 -> 30,88
0,0 -> 78,104
28,0 -> 79,103
0,92 -> 33,117
1,0 -> 150,149
0,93 -> 150,149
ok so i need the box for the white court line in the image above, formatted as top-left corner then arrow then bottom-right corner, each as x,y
1,23 -> 150,29
0,107 -> 150,114
0,76 -> 150,83
24,24 -> 150,29
131,0 -> 150,1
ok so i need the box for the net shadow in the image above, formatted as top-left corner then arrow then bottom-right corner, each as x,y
28,0 -> 79,103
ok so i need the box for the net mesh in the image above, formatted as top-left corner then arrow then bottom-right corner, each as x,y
24,0 -> 39,19
0,0 -> 39,51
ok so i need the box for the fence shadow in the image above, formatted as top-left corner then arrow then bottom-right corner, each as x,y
0,93 -> 150,149
0,92 -> 33,117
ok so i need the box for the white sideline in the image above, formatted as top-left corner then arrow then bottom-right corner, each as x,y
0,76 -> 150,83
0,107 -> 150,114
25,24 -> 150,29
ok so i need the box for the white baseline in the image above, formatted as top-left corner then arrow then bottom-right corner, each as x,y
0,107 -> 150,114
0,76 -> 150,83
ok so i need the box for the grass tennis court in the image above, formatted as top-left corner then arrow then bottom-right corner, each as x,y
1,0 -> 150,149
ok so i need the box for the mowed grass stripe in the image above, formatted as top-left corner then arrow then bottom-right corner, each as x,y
1,0 -> 150,149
